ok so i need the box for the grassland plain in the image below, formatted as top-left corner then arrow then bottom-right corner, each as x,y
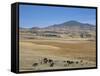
19,32 -> 96,71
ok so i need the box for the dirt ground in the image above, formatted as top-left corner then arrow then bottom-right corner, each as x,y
19,33 -> 96,71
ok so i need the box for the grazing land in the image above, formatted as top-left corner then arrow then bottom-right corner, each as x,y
19,3 -> 96,72
19,30 -> 96,71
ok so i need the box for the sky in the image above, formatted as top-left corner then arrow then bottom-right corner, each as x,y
19,4 -> 96,28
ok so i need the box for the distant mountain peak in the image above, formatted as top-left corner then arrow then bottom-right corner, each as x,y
31,27 -> 40,29
45,20 -> 95,31
67,20 -> 79,22
62,20 -> 82,25
66,20 -> 81,23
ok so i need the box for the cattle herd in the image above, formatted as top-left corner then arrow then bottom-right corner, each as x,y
32,57 -> 86,69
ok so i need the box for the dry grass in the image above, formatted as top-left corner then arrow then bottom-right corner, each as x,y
19,34 -> 96,71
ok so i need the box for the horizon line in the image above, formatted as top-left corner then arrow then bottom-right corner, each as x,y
20,20 -> 95,28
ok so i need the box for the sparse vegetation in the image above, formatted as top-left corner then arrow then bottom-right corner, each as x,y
19,20 -> 96,71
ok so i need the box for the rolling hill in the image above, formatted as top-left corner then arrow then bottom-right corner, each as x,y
20,20 -> 96,38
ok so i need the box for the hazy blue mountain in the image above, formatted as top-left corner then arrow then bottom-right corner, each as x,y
43,20 -> 95,32
20,20 -> 96,33
46,20 -> 94,28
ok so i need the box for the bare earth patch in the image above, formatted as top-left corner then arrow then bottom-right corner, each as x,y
19,37 -> 96,71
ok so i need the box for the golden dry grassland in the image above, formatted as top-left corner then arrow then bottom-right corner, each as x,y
19,33 -> 96,71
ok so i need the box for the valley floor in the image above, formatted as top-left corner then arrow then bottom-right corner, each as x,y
19,34 -> 96,72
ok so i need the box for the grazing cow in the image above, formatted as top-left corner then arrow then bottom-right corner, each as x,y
76,61 -> 79,64
50,62 -> 54,67
80,60 -> 83,63
67,60 -> 74,65
70,61 -> 74,64
67,60 -> 71,64
32,63 -> 38,67
43,58 -> 48,64
48,59 -> 53,63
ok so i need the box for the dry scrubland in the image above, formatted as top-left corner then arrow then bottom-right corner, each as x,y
19,32 -> 96,71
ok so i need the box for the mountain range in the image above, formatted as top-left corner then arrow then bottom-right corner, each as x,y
30,20 -> 95,32
20,20 -> 96,38
20,20 -> 96,32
